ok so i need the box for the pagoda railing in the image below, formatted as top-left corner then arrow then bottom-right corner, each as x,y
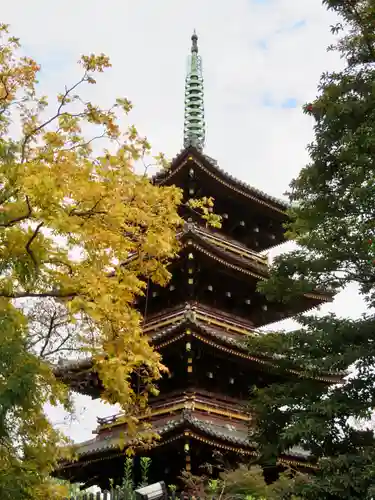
194,225 -> 268,264
148,393 -> 247,416
97,389 -> 251,428
149,388 -> 246,407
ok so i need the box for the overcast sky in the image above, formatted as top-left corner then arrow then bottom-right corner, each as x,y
3,0 -> 368,444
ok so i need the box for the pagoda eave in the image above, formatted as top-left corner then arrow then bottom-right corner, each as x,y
180,223 -> 269,275
154,146 -> 288,216
54,301 -> 343,397
180,235 -> 335,306
55,407 -> 316,488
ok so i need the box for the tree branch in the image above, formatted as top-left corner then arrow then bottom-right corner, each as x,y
20,75 -> 87,163
0,195 -> 32,227
69,197 -> 106,218
39,309 -> 57,358
62,132 -> 107,153
25,221 -> 43,266
42,337 -> 78,359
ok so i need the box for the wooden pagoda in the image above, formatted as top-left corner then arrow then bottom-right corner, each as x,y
54,34 -> 338,490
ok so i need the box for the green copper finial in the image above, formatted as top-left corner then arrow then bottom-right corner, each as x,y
183,31 -> 205,151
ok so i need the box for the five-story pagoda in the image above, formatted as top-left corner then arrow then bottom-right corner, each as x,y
55,32 -> 337,490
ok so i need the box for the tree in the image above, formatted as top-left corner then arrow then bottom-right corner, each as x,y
179,464 -> 307,499
246,1 -> 375,498
0,23 -> 183,498
217,465 -> 308,500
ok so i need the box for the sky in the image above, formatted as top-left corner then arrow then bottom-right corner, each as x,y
2,0 -> 369,444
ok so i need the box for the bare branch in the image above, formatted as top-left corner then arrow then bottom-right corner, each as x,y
39,309 -> 57,358
41,337 -> 79,359
62,132 -> 107,153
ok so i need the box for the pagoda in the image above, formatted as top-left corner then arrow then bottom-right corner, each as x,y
54,32 -> 339,490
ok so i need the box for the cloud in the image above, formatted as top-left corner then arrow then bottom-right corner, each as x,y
1,0 -> 349,444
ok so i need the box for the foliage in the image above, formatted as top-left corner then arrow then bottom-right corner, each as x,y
187,196 -> 222,229
218,465 -> 308,500
0,298 -> 71,499
180,464 -> 308,499
50,479 -> 82,497
249,1 -> 375,498
0,23 -> 183,498
107,457 -> 150,499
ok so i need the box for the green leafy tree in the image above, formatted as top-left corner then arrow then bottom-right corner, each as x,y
180,465 -> 307,499
216,465 -> 306,499
247,1 -> 375,498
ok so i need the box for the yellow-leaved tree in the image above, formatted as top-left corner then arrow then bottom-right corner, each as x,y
0,24 -> 183,499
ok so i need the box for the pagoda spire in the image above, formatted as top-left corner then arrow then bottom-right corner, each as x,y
183,30 -> 205,151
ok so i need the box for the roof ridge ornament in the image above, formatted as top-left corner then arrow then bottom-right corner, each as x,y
183,31 -> 205,151
183,221 -> 196,233
184,307 -> 197,323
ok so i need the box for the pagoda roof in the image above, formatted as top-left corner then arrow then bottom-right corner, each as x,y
179,222 -> 269,277
121,229 -> 334,312
150,317 -> 250,350
146,313 -> 343,384
153,146 -> 289,215
167,223 -> 334,305
58,409 -> 253,459
121,222 -> 269,278
141,388 -> 248,416
52,302 -> 256,383
57,408 -> 313,473
145,302 -> 258,338
54,303 -> 344,387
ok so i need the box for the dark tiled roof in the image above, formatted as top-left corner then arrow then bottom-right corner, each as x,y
180,224 -> 269,276
146,301 -> 256,332
52,307 -> 255,379
153,146 -> 289,212
194,322 -> 249,350
72,409 -> 310,460
148,317 -> 251,348
74,409 -> 250,457
53,300 -> 343,385
149,320 -> 185,341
